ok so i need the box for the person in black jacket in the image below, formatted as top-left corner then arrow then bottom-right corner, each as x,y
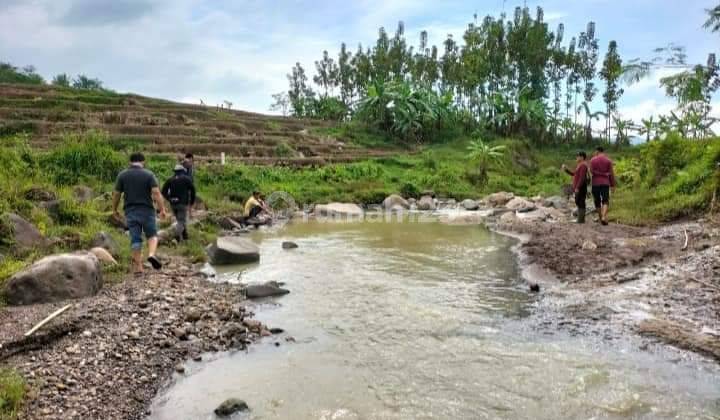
161,164 -> 196,241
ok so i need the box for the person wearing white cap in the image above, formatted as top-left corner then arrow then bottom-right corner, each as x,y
161,164 -> 196,241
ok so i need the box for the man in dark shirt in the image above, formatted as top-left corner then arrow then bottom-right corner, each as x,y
112,152 -> 167,274
562,151 -> 589,223
182,153 -> 194,181
589,146 -> 617,225
161,164 -> 196,241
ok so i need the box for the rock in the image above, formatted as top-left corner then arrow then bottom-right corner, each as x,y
582,240 -> 598,251
485,192 -> 514,207
3,252 -> 102,305
281,241 -> 299,249
185,308 -> 202,322
461,199 -> 479,211
505,197 -> 536,212
245,282 -> 290,299
543,196 -> 567,209
314,203 -> 364,218
197,263 -> 216,279
73,186 -> 94,203
89,247 -> 118,265
38,200 -> 61,220
90,231 -> 119,257
421,190 -> 435,197
5,213 -> 48,251
417,195 -> 436,211
218,216 -> 243,231
207,237 -> 260,265
214,398 -> 249,417
24,187 -> 57,202
174,364 -> 185,374
515,208 -> 548,222
499,212 -> 517,224
438,212 -> 485,225
242,319 -> 262,330
382,194 -> 409,210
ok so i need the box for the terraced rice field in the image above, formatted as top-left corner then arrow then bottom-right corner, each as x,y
0,84 -> 395,165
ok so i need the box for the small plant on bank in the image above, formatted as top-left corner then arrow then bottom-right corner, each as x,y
0,368 -> 25,419
466,137 -> 506,186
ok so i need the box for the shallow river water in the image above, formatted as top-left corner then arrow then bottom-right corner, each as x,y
150,219 -> 719,420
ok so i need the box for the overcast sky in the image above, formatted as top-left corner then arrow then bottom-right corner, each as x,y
1,0 -> 717,121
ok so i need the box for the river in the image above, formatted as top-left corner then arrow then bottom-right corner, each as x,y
149,219 -> 719,419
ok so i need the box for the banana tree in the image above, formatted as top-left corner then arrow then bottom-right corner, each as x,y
639,116 -> 656,142
467,137 -> 506,185
580,102 -> 607,142
613,116 -> 634,145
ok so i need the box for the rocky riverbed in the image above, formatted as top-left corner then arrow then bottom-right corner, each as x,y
0,257 -> 277,420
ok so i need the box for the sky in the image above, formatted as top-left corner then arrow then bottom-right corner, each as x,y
0,0 -> 718,123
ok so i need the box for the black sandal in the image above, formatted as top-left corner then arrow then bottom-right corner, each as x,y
147,256 -> 162,270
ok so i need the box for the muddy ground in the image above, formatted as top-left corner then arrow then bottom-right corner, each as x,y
499,215 -> 720,362
0,257 -> 280,420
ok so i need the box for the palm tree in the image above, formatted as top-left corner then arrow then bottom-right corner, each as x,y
704,4 -> 720,33
467,137 -> 505,184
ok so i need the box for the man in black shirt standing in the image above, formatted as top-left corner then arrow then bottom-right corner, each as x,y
112,153 -> 167,274
162,164 -> 196,241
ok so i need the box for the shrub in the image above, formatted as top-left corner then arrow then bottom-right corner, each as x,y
40,131 -> 125,185
399,182 -> 420,198
274,142 -> 296,158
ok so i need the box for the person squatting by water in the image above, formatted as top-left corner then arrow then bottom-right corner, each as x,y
162,164 -> 196,241
112,152 -> 167,274
562,151 -> 590,224
589,146 -> 617,226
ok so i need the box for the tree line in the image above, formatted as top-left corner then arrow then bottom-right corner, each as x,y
276,5 -> 720,145
0,62 -> 107,91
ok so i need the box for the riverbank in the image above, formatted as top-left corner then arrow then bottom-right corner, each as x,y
0,256 -> 279,420
494,211 -> 720,362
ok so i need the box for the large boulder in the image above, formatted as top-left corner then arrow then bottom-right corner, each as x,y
485,192 -> 514,207
314,203 -> 364,218
3,252 -> 103,305
505,197 -> 536,212
245,282 -> 290,299
461,199 -> 479,211
5,213 -> 48,251
382,194 -> 409,210
208,237 -> 260,265
417,195 -> 436,211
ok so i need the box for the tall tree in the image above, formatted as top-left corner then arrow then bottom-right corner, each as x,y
600,40 -> 624,143
313,50 -> 339,97
287,62 -> 313,117
52,73 -> 70,87
578,22 -> 599,142
337,43 -> 355,107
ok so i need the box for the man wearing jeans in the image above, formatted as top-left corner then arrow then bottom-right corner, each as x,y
112,152 -> 167,274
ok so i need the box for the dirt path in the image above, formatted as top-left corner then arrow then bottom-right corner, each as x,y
499,216 -> 720,361
0,258 -> 279,420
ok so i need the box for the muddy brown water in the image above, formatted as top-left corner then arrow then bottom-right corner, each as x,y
149,219 -> 719,419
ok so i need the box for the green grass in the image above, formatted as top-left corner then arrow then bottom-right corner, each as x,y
0,368 -> 25,419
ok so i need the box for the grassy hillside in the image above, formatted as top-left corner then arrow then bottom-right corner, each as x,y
0,83 -> 398,165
